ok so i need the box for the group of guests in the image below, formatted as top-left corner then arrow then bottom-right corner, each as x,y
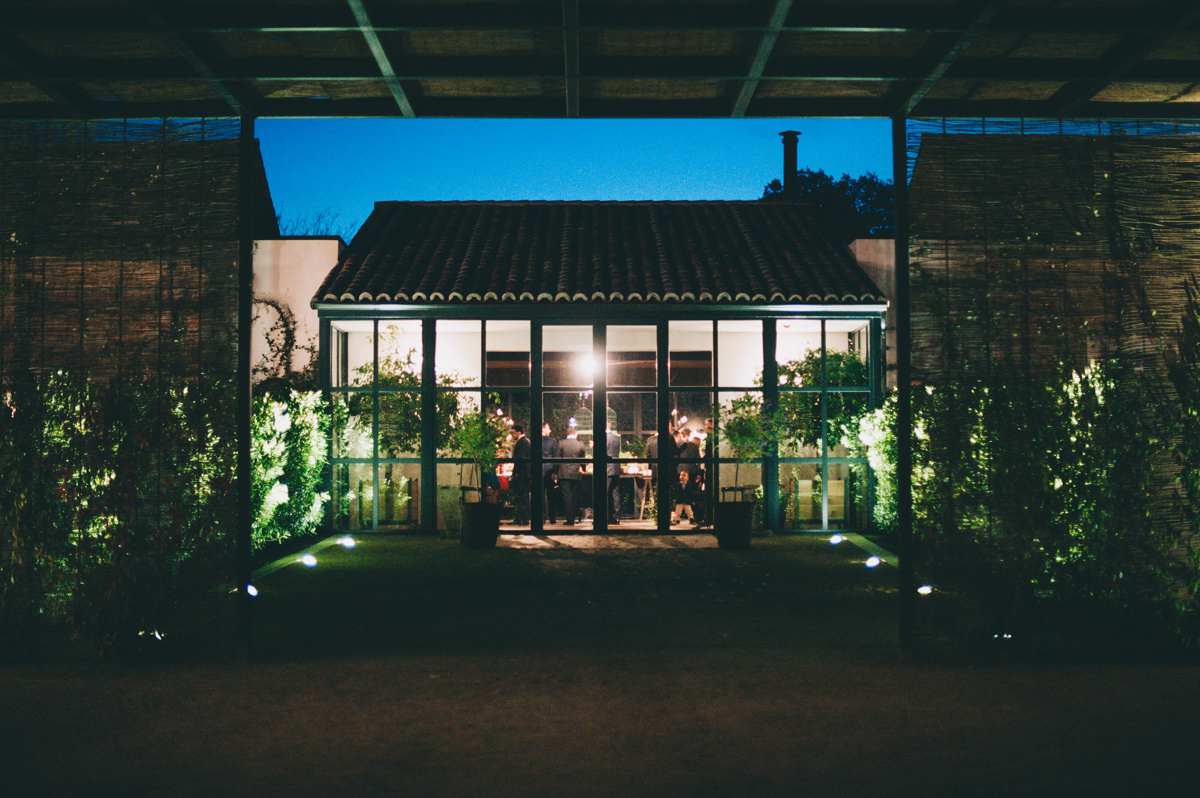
648,423 -> 712,527
504,420 -> 712,528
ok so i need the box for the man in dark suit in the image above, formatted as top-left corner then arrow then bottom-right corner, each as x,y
606,420 -> 622,525
556,424 -> 586,525
509,424 -> 531,525
541,422 -> 560,524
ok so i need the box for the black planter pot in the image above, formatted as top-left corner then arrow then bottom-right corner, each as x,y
461,502 -> 501,548
713,502 -> 754,549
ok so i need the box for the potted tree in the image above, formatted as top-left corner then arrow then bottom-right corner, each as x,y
715,392 -> 775,549
449,403 -> 509,548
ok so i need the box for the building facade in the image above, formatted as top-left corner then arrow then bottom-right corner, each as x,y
312,200 -> 888,536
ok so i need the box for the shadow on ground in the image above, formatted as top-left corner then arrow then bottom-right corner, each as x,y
4,534 -> 1198,797
249,533 -> 899,661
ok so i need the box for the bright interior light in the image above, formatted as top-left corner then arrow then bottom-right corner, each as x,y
340,536 -> 356,548
301,553 -> 318,567
865,556 -> 881,568
917,585 -> 933,595
247,584 -> 259,597
678,415 -> 688,425
829,534 -> 843,545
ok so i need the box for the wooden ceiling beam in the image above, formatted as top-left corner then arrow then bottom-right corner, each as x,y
346,0 -> 416,117
563,0 -> 580,117
887,0 -> 1000,118
9,2 -> 1193,36
133,0 -> 247,116
731,0 -> 793,117
1051,0 -> 1200,118
23,53 -> 1200,85
0,35 -> 90,118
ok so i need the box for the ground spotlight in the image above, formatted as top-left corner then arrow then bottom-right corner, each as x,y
917,585 -> 933,595
829,534 -> 843,545
301,553 -> 318,567
865,556 -> 881,568
339,536 -> 356,548
247,584 -> 258,597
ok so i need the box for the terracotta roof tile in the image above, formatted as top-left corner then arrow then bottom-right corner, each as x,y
313,200 -> 886,307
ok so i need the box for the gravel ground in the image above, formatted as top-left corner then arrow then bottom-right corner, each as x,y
2,534 -> 1197,797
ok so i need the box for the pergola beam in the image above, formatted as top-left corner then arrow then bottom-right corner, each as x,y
346,0 -> 416,118
888,0 -> 1000,118
563,0 -> 580,117
1052,0 -> 1200,118
731,0 -> 793,118
0,36 -> 90,118
134,0 -> 246,116
6,2 -> 1195,37
22,53 -> 1200,84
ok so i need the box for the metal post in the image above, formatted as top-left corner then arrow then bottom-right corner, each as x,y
657,322 -> 671,534
530,323 -> 544,534
594,324 -> 608,529
762,319 -> 779,533
236,116 -> 256,658
421,320 -> 437,535
892,116 -> 915,659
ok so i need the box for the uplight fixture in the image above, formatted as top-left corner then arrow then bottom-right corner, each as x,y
340,536 -> 356,549
301,553 -> 318,567
917,585 -> 933,595
829,534 -> 843,545
865,556 -> 881,568
247,584 -> 259,597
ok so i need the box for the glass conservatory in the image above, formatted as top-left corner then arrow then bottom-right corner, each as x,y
313,200 -> 887,536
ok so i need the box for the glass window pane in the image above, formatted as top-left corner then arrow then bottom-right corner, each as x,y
607,325 -> 656,387
543,325 -> 593,388
829,393 -> 871,456
776,319 -> 822,380
486,320 -> 530,387
332,462 -> 374,531
376,321 -> 424,388
378,462 -> 419,529
669,320 -> 712,387
781,463 -> 821,530
544,391 -> 593,449
332,392 -> 373,459
377,390 -> 422,457
332,320 -> 374,387
777,391 -> 821,457
607,392 -> 658,462
436,320 -> 480,386
717,320 -> 762,387
826,320 -> 871,388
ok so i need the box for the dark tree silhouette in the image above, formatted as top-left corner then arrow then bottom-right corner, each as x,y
763,169 -> 893,245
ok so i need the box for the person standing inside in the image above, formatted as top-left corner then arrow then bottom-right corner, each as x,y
509,424 -> 531,526
606,419 -> 622,525
556,424 -> 586,525
541,422 -> 560,524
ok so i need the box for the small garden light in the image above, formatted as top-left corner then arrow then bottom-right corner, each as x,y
247,584 -> 258,597
865,556 -> 881,568
339,536 -> 356,548
301,553 -> 318,567
829,534 -> 843,545
917,585 -> 933,595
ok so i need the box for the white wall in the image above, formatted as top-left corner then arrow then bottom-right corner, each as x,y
849,238 -> 895,389
253,237 -> 343,377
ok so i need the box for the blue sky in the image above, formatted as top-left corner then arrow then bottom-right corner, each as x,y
257,117 -> 892,235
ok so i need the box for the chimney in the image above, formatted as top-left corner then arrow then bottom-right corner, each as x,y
779,130 -> 801,201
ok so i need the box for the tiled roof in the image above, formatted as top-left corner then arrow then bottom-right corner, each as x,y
313,201 -> 887,306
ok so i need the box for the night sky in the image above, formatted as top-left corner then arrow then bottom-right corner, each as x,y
257,117 -> 892,236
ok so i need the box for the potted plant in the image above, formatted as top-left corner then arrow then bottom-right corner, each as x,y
715,392 -> 775,549
448,403 -> 509,548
